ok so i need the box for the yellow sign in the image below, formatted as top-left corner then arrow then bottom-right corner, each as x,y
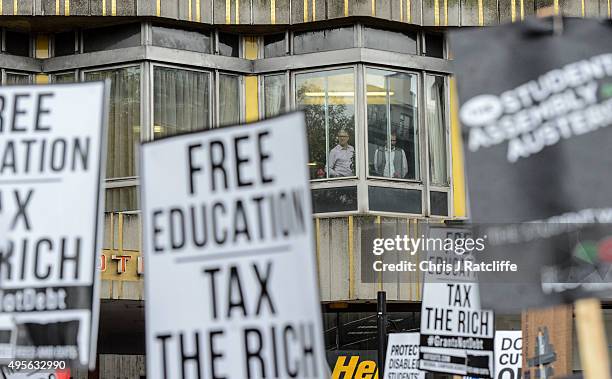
331,356 -> 378,379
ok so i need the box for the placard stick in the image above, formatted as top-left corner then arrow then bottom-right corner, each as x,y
575,298 -> 611,379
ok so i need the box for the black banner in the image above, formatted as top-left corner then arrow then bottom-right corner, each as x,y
450,17 -> 612,311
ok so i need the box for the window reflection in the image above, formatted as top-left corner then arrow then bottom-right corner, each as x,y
295,68 -> 356,180
366,68 -> 419,180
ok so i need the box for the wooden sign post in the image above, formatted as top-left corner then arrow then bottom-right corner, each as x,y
575,298 -> 611,379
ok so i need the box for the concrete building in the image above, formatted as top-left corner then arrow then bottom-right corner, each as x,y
0,0 -> 610,377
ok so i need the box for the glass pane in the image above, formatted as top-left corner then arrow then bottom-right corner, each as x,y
368,186 -> 422,214
295,68 -> 356,180
218,33 -> 240,57
105,187 -> 139,212
424,33 -> 444,58
293,27 -> 354,55
426,75 -> 448,186
430,191 -> 448,216
5,74 -> 30,85
312,187 -> 358,213
264,34 -> 285,58
152,25 -> 211,53
154,67 -> 211,138
55,31 -> 76,56
366,68 -> 419,180
5,31 -> 30,56
53,72 -> 76,83
263,74 -> 285,118
83,24 -> 141,53
363,27 -> 417,55
85,67 -> 141,179
218,74 -> 240,126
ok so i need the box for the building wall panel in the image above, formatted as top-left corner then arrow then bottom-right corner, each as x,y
584,0 -> 601,16
376,0 -> 393,19
445,0 -> 461,26
329,217 -> 350,300
560,0 -> 583,16
421,0 -> 436,25
318,218 -> 333,301
309,0 -> 322,20
483,0 -> 499,24
161,0 -> 179,18
136,0 -> 157,15
600,0 -> 611,18
327,0 -> 346,19
0,0 -> 606,20
253,0 -> 271,23
354,216 -> 378,300
460,0 -> 479,25
350,0 -> 372,17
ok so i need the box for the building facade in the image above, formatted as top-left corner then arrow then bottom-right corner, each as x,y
0,0 -> 610,377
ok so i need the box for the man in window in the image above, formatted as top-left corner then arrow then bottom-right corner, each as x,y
328,129 -> 355,177
374,130 -> 408,178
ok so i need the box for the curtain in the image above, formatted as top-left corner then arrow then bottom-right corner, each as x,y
154,67 -> 210,138
427,75 -> 448,186
264,74 -> 285,118
219,74 -> 240,126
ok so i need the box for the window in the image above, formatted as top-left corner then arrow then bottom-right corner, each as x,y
295,68 -> 356,180
54,31 -> 76,56
426,75 -> 448,186
5,31 -> 30,56
218,33 -> 240,57
84,66 -> 141,212
83,23 -> 141,53
153,66 -> 211,138
263,74 -> 285,118
363,27 -> 417,55
218,73 -> 240,126
424,33 -> 444,58
264,34 -> 286,58
53,72 -> 76,83
293,27 -> 354,55
152,25 -> 211,54
366,68 -> 419,180
5,73 -> 30,85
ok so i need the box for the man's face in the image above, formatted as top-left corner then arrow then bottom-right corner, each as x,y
338,132 -> 349,147
390,135 -> 397,148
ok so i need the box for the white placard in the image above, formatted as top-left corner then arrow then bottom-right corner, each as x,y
495,331 -> 522,379
419,227 -> 495,378
0,82 -> 107,368
141,112 -> 327,379
383,333 -> 425,379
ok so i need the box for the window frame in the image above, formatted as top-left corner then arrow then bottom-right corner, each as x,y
363,65 -> 423,184
80,63 -> 146,207
424,74 -> 452,219
292,64 -> 360,183
216,70 -> 244,126
260,71 -> 290,120
2,70 -> 32,84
